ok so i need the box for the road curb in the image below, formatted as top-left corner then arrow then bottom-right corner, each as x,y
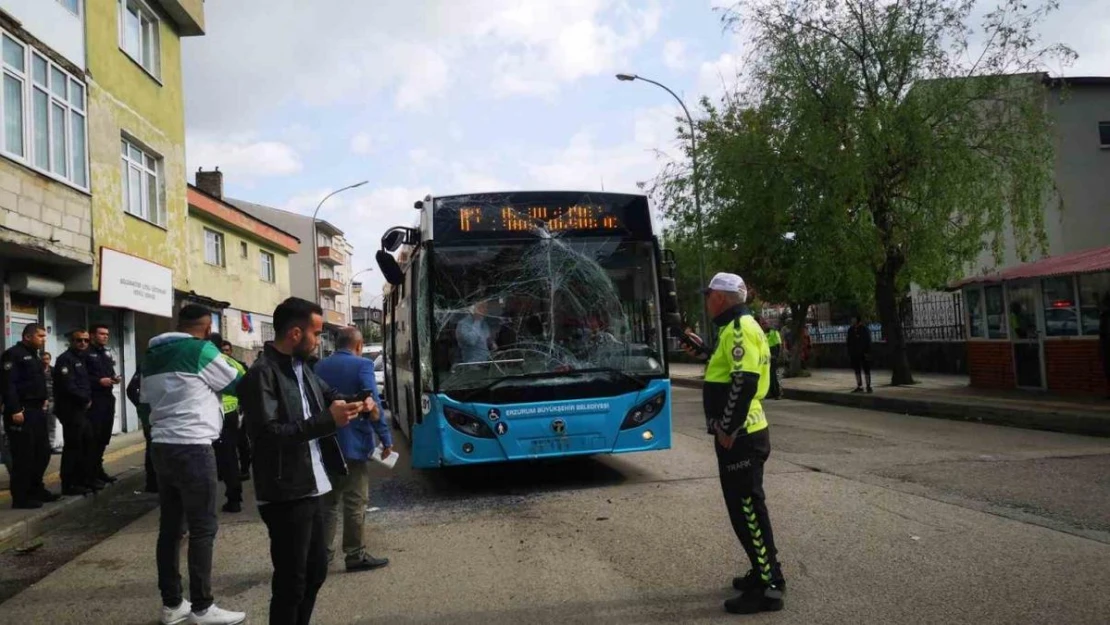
0,465 -> 146,553
670,377 -> 1110,438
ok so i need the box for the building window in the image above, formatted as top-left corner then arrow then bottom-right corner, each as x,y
119,0 -> 161,79
322,296 -> 335,311
965,288 -> 985,338
260,250 -> 275,283
1100,122 -> 1110,149
984,285 -> 1007,339
57,0 -> 81,15
1042,277 -> 1079,337
121,137 -> 164,226
260,321 -> 275,342
0,33 -> 88,190
204,228 -> 224,267
1079,272 -> 1110,336
240,241 -> 248,258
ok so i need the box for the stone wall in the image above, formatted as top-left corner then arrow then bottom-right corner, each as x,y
0,159 -> 92,264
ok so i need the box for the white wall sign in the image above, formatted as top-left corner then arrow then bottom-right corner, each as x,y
99,248 -> 174,318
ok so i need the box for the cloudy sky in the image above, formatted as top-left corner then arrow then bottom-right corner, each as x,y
180,0 -> 1109,304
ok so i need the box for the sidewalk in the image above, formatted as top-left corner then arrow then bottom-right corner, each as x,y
670,364 -> 1110,437
0,430 -> 148,551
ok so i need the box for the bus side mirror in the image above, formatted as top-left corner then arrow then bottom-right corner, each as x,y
376,250 -> 404,286
660,277 -> 679,314
382,229 -> 406,252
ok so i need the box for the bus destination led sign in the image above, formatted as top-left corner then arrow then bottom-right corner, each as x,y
457,204 -> 624,233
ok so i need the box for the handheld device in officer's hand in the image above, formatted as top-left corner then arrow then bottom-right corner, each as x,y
354,390 -> 378,419
678,330 -> 706,353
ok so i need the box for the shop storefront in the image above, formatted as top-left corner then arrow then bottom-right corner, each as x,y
955,246 -> 1110,395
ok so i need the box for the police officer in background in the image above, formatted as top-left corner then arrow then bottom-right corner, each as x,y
1,323 -> 58,509
683,273 -> 786,615
85,323 -> 121,483
54,329 -> 99,495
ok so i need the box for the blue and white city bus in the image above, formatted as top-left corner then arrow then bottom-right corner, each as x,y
376,191 -> 681,469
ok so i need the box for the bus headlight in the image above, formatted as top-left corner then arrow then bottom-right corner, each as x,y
620,392 -> 666,430
444,407 -> 496,439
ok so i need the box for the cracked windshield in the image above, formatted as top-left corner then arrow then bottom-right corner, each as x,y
430,194 -> 664,392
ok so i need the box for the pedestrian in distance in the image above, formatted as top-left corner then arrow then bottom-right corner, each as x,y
126,368 -> 158,494
220,340 -> 253,481
681,273 -> 786,615
239,297 -> 371,625
760,318 -> 784,400
847,316 -> 873,394
315,326 -> 392,572
85,323 -> 122,484
1,323 -> 59,509
142,305 -> 246,625
209,333 -> 247,513
53,330 -> 99,496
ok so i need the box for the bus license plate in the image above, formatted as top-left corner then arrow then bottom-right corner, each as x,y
530,438 -> 573,454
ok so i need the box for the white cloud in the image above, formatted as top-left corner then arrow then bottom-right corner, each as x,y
349,132 -> 374,155
525,104 -> 682,192
663,39 -> 688,69
187,135 -> 302,180
697,52 -> 745,102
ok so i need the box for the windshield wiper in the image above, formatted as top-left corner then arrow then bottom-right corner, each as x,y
454,373 -> 542,402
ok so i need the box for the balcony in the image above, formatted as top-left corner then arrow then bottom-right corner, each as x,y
319,278 -> 344,295
318,246 -> 346,266
324,309 -> 347,326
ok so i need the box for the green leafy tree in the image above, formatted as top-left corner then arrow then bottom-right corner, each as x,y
706,0 -> 1074,385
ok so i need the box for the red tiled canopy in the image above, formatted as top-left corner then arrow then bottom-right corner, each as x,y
952,245 -> 1110,288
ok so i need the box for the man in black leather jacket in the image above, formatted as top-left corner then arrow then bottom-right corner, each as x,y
239,297 -> 368,625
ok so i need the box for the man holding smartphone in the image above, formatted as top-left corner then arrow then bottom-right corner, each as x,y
239,298 -> 372,625
315,326 -> 393,572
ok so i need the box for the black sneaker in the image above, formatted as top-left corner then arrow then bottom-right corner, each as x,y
851,387 -> 864,393
345,553 -> 389,572
85,480 -> 106,491
866,387 -> 874,394
732,570 -> 787,593
222,501 -> 242,513
63,485 -> 92,496
97,474 -> 118,484
724,584 -> 785,614
12,499 -> 43,510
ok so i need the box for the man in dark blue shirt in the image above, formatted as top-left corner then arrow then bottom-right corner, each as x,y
314,327 -> 393,573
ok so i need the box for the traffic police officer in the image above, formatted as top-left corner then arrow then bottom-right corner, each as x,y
683,273 -> 786,615
1,323 -> 57,509
762,318 -> 783,400
85,323 -> 121,483
54,329 -> 98,495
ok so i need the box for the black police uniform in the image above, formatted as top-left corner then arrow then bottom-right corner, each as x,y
53,347 -> 98,492
1,341 -> 52,507
83,343 -> 117,480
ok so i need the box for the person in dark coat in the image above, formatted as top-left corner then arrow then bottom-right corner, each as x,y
846,316 -> 873,393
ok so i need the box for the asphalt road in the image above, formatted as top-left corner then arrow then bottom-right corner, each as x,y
2,387 -> 1109,624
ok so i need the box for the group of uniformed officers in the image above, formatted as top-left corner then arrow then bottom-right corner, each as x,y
2,322 -> 121,509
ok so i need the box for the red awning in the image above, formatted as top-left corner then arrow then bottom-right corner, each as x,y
951,246 -> 1110,288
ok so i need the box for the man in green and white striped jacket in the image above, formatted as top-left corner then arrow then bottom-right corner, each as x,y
140,305 -> 246,625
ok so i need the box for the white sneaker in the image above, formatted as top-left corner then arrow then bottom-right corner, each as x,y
161,600 -> 192,625
189,604 -> 246,625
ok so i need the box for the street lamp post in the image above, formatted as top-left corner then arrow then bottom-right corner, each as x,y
616,73 -> 711,339
311,180 -> 368,314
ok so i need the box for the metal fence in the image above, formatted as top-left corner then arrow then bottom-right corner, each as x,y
800,291 -> 967,345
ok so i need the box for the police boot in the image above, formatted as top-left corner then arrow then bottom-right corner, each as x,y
724,582 -> 785,614
732,569 -> 787,593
